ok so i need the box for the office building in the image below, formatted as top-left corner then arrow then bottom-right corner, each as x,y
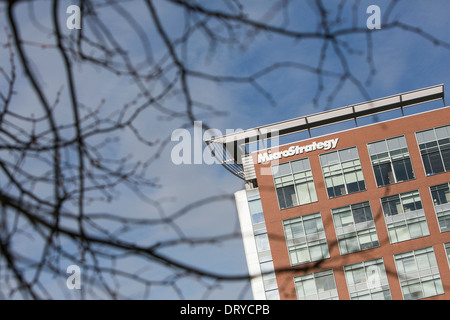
206,84 -> 450,300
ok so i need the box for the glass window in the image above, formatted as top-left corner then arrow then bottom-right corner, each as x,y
246,189 -> 265,224
283,213 -> 329,266
368,136 -> 415,187
320,147 -> 366,199
381,190 -> 423,216
272,158 -> 317,210
332,201 -> 379,254
445,242 -> 450,268
275,162 -> 292,177
430,183 -> 450,233
320,152 -> 339,166
431,182 -> 450,205
344,258 -> 391,300
248,199 -> 264,224
394,247 -> 444,300
265,289 -> 280,300
255,234 -> 270,252
294,270 -> 338,300
381,190 -> 429,244
245,189 -> 280,300
260,261 -> 276,281
416,125 -> 450,176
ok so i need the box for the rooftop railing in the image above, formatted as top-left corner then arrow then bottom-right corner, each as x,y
205,84 -> 445,180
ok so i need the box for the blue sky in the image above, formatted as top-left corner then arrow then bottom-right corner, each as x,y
1,0 -> 450,300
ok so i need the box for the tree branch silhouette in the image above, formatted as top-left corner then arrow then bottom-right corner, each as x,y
0,0 -> 449,299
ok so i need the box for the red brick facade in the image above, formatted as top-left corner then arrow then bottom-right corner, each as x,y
252,107 -> 450,300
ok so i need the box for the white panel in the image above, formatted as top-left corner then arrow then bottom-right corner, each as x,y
402,85 -> 443,102
354,96 -> 400,113
234,190 -> 267,300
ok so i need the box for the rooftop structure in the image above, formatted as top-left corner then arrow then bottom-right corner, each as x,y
210,84 -> 450,300
206,84 -> 445,181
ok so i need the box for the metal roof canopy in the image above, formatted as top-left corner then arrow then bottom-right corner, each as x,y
205,84 -> 445,180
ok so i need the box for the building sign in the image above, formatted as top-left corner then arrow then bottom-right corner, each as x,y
257,138 -> 339,164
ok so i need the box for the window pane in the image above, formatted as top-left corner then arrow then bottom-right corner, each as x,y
265,290 -> 280,300
359,230 -> 378,249
417,129 -> 436,144
401,256 -> 417,274
404,282 -> 423,300
428,152 -> 445,174
302,278 -> 316,297
320,152 -> 339,166
260,261 -> 275,280
296,183 -> 312,205
291,159 -> 310,173
290,222 -> 304,239
309,182 -> 318,202
316,274 -> 336,292
431,183 -> 450,204
402,191 -> 422,212
284,213 -> 328,266
321,147 -> 365,198
369,136 -> 414,186
304,219 -> 320,235
393,223 -> 409,242
274,158 -> 317,209
309,243 -> 326,260
442,149 -> 450,171
343,235 -> 359,254
290,251 -> 299,265
277,162 -> 292,176
382,196 -> 401,216
276,188 -> 287,209
417,125 -> 450,175
409,220 -> 428,238
336,208 -> 353,227
255,234 -> 270,252
353,204 -> 372,224
392,159 -> 409,182
352,268 -> 366,285
368,140 -> 388,155
344,258 -> 392,300
435,125 -> 450,140
278,185 -> 298,209
249,199 -> 264,224
339,148 -> 357,162
416,253 -> 432,270
395,247 -> 443,300
295,247 -> 310,264
374,163 -> 393,186
422,280 -> 437,297
295,271 -> 337,300
248,200 -> 262,215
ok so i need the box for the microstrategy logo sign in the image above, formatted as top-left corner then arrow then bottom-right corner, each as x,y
257,138 -> 339,164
